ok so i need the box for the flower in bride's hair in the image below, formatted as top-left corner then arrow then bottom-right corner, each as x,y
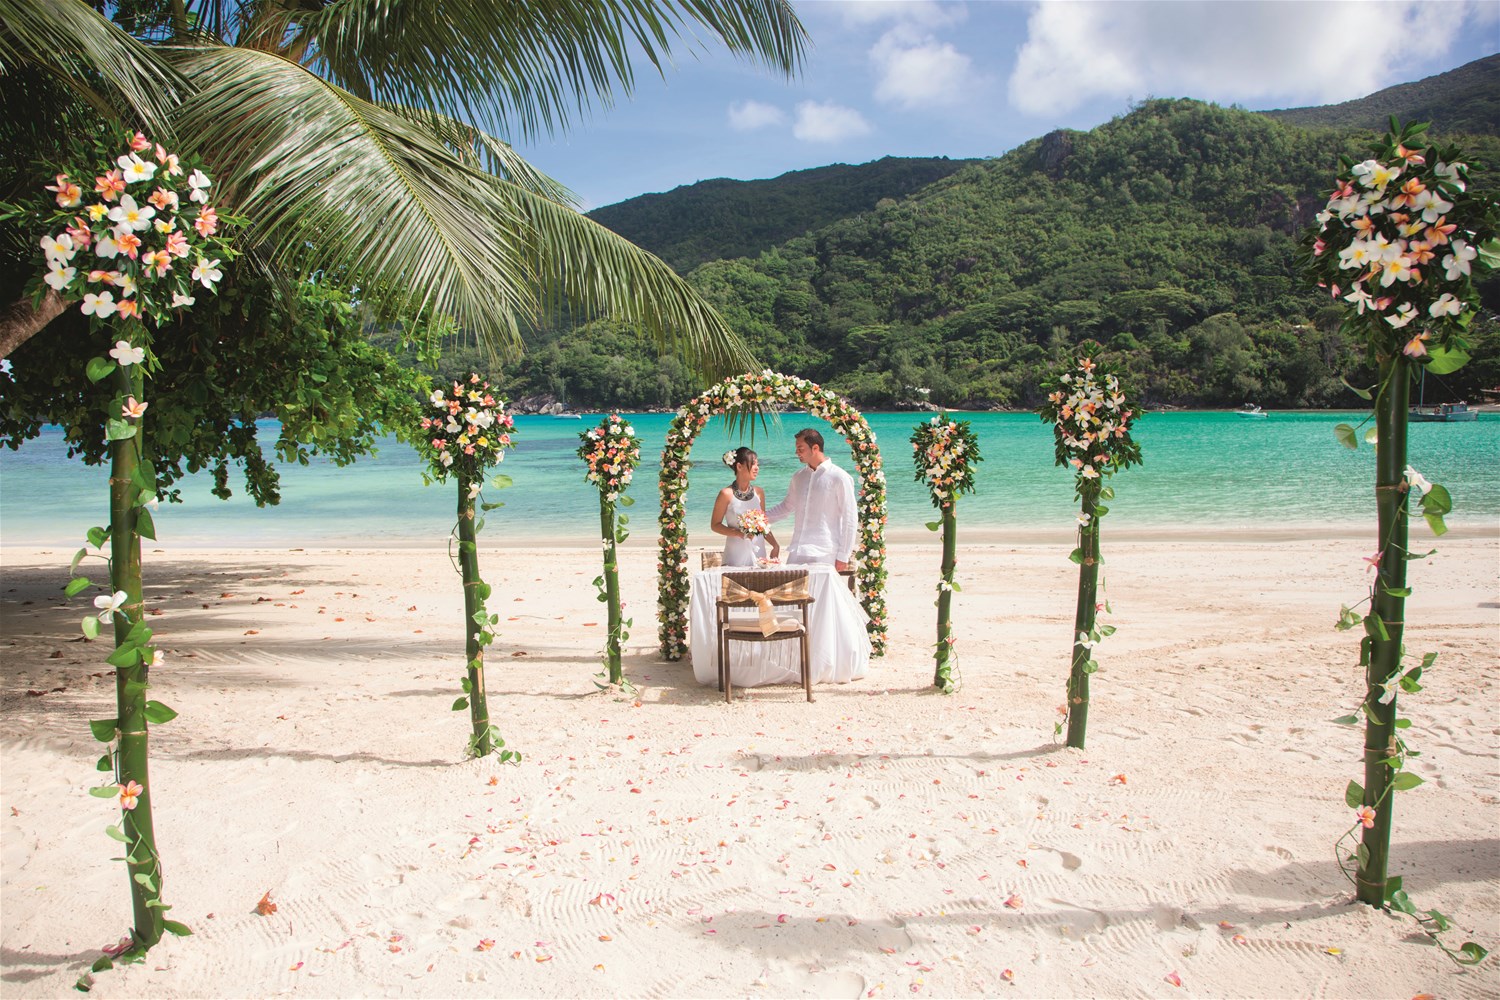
722,450 -> 736,467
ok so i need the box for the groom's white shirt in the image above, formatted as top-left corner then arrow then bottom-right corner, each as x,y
766,459 -> 857,565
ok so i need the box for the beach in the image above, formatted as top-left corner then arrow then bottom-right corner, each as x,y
2,528 -> 1497,998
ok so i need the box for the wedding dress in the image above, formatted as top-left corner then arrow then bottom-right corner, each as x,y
721,491 -> 769,566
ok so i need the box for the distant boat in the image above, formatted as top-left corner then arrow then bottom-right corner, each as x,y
1235,404 -> 1268,419
1410,370 -> 1477,422
551,412 -> 583,419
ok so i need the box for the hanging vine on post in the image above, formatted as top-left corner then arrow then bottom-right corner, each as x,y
3,131 -> 238,981
1299,119 -> 1494,963
909,414 -> 982,693
1038,345 -> 1142,750
416,375 -> 519,761
578,414 -> 644,689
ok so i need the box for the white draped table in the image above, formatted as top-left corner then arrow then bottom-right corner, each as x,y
688,564 -> 872,688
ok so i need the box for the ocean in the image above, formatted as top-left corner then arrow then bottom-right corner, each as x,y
1,410 -> 1496,548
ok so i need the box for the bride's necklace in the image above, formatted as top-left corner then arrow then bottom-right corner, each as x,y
732,484 -> 755,501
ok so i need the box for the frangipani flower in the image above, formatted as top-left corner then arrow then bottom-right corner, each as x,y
44,264 -> 76,291
187,168 -> 212,203
1362,550 -> 1383,573
170,292 -> 196,309
116,153 -> 156,184
191,257 -> 222,289
1354,805 -> 1376,829
40,232 -> 75,262
82,291 -> 118,318
118,780 -> 143,810
122,396 -> 148,419
109,340 -> 146,366
1442,240 -> 1475,280
1404,465 -> 1432,496
1384,303 -> 1418,329
1427,293 -> 1462,318
45,173 -> 83,208
107,194 -> 155,232
94,590 -> 128,622
1401,330 -> 1429,358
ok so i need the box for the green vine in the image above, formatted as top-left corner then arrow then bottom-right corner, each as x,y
909,413 -> 982,693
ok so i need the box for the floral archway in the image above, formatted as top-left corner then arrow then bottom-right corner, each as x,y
657,370 -> 889,660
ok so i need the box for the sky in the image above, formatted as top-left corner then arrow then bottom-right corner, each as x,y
510,0 -> 1500,211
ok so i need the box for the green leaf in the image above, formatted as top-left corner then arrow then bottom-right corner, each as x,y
1380,585 -> 1411,597
104,824 -> 127,843
1421,908 -> 1449,932
82,616 -> 100,640
475,581 -> 492,601
489,474 -> 513,490
1093,504 -> 1109,516
1339,376 -> 1373,400
1383,875 -> 1402,898
1330,714 -> 1359,726
133,872 -> 156,891
71,547 -> 89,572
1391,772 -> 1424,791
1099,486 -> 1115,500
1344,780 -> 1364,808
1333,423 -> 1358,450
1403,548 -> 1437,561
1423,346 -> 1469,375
86,526 -> 110,549
86,357 -> 116,383
89,785 -> 118,798
89,718 -> 118,742
1067,547 -> 1083,565
471,609 -> 490,625
104,419 -> 136,442
1388,889 -> 1416,915
162,920 -> 193,937
1394,717 -> 1411,729
1357,843 -> 1370,868
136,507 -> 157,541
96,753 -> 112,771
1424,512 -> 1448,536
452,697 -> 468,711
91,954 -> 114,973
65,576 -> 93,598
618,494 -> 635,507
1454,942 -> 1489,965
480,501 -> 505,511
143,701 -> 178,725
1363,426 -> 1378,445
1420,483 -> 1452,516
925,521 -> 940,532
460,676 -> 473,693
105,644 -> 142,669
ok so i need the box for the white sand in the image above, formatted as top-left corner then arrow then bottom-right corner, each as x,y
2,529 -> 1497,998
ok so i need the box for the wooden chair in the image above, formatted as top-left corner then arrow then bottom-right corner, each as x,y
716,568 -> 814,703
839,557 -> 857,595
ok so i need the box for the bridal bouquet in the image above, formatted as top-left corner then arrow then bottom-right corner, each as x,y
737,508 -> 770,537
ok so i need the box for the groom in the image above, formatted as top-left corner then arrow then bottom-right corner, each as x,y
766,428 -> 857,569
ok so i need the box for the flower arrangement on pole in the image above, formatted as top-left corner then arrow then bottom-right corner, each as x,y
416,374 -> 520,761
1298,119 -> 1494,963
4,130 -> 240,973
578,414 -> 643,689
656,370 -> 888,660
1037,344 -> 1142,749
910,414 -> 982,693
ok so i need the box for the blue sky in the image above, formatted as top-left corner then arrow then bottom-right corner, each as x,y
511,0 -> 1500,211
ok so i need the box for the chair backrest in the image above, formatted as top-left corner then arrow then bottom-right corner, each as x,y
701,551 -> 723,569
719,568 -> 811,607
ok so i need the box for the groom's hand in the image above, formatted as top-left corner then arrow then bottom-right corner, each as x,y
834,560 -> 849,571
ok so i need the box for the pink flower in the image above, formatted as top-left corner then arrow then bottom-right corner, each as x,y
1402,331 -> 1429,358
147,187 -> 179,212
194,206 -> 218,237
128,131 -> 151,151
115,232 -> 142,259
118,780 -> 143,810
165,231 -> 190,258
1355,805 -> 1376,829
95,170 -> 126,202
122,396 -> 148,419
116,298 -> 140,320
1363,550 -> 1383,573
45,173 -> 82,208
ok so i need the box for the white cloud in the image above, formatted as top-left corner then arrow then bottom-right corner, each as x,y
871,25 -> 979,109
829,0 -> 966,29
1009,0 -> 1478,117
792,100 -> 874,142
727,99 -> 787,131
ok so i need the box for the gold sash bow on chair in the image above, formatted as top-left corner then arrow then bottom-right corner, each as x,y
720,576 -> 811,636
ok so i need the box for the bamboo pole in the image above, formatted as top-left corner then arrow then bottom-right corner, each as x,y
1066,482 -> 1103,749
599,497 -> 624,685
1358,356 -> 1411,906
932,504 -> 956,690
457,474 -> 491,757
109,359 -> 163,947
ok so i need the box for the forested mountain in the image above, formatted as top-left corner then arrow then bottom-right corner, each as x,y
433,67 -> 1500,412
584,156 -> 977,273
1262,54 -> 1500,135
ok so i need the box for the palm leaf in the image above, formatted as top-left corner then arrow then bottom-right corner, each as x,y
390,106 -> 579,207
224,0 -> 808,140
0,0 -> 186,133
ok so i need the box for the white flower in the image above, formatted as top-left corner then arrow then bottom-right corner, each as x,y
40,232 -> 75,262
1442,240 -> 1476,281
467,482 -> 481,501
1404,465 -> 1431,496
1428,293 -> 1463,318
148,649 -> 165,668
722,450 -> 736,467
429,390 -> 446,407
82,292 -> 118,318
94,234 -> 120,258
187,168 -> 212,203
116,153 -> 156,184
44,264 -> 77,291
94,590 -> 128,622
1076,512 -> 1091,526
191,257 -> 223,290
1383,303 -> 1418,329
1076,631 -> 1096,649
108,339 -> 145,366
171,292 -> 196,309
440,452 -> 454,467
107,194 -> 155,232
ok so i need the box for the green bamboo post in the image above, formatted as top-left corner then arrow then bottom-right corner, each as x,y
457,473 -> 491,757
1066,482 -> 1103,749
1358,356 -> 1411,906
599,496 -> 624,684
933,504 -> 956,689
109,358 -> 164,947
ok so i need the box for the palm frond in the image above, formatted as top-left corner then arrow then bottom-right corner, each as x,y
388,105 -> 579,207
171,44 -> 538,357
506,183 -> 759,384
0,0 -> 186,133
280,0 -> 808,140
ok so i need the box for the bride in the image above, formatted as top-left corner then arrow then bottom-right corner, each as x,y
709,447 -> 780,567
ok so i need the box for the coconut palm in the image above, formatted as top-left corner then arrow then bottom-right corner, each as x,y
0,0 -> 806,372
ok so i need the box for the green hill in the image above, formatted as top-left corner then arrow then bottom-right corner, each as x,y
585,156 -> 978,274
1261,53 -> 1500,135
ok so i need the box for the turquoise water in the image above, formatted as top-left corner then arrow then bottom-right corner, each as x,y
2,411 -> 1496,547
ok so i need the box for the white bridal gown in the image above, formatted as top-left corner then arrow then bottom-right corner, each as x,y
720,491 -> 769,566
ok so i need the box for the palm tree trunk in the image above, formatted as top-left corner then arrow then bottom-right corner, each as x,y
0,289 -> 66,360
933,505 -> 956,689
457,474 -> 490,757
110,360 -> 163,947
1358,356 -> 1410,906
1067,483 -> 1102,749
600,497 -> 624,684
